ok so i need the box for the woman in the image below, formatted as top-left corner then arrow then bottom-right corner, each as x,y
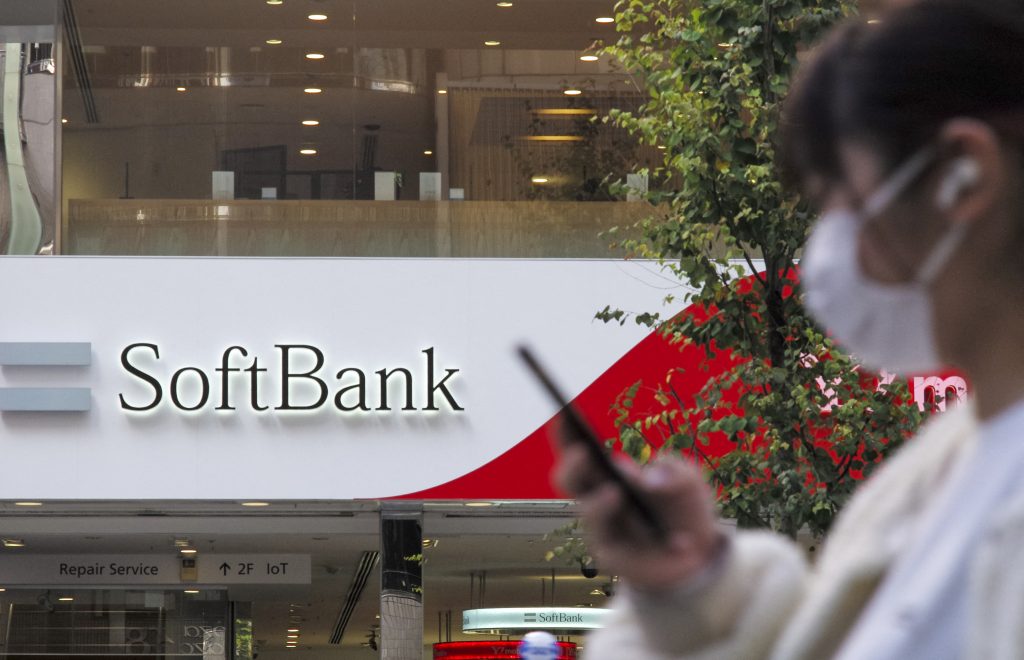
557,1 -> 1024,658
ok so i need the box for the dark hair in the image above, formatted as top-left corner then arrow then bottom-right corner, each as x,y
781,0 -> 1024,192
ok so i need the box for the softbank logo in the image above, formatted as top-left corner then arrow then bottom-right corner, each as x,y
0,343 -> 92,412
118,344 -> 464,413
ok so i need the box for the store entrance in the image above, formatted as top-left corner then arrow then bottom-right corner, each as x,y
0,588 -> 241,660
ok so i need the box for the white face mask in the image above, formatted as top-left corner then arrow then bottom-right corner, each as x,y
801,147 -> 971,375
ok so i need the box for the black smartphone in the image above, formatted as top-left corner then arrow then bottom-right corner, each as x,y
517,345 -> 667,543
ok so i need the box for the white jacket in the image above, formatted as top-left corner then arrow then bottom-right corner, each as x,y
584,404 -> 1024,659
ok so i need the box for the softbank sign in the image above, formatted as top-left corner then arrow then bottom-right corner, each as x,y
118,344 -> 463,413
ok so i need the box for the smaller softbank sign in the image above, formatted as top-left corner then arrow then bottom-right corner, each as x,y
462,608 -> 610,634
119,344 -> 463,414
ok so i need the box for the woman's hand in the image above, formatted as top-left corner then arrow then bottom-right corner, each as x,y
554,441 -> 724,591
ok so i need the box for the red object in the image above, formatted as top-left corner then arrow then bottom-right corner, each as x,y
433,640 -> 577,659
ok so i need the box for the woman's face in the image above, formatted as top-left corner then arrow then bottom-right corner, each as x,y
819,127 -> 1020,371
824,141 -> 953,285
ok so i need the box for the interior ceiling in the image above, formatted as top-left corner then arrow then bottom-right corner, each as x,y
0,502 -> 604,657
72,0 -> 621,50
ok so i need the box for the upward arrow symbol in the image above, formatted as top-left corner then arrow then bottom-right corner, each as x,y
219,562 -> 231,576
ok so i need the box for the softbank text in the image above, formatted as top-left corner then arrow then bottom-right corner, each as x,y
118,344 -> 463,413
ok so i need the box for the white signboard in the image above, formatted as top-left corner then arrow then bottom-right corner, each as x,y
0,257 -> 686,500
463,607 -> 610,633
197,554 -> 310,584
0,554 -> 310,585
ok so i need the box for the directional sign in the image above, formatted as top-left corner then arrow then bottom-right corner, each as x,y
0,554 -> 310,585
197,555 -> 310,584
0,555 -> 181,585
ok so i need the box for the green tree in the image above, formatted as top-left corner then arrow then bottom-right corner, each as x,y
592,0 -> 928,540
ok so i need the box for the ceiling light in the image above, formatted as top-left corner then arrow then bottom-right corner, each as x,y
423,150 -> 433,155
867,18 -> 882,24
0,588 -> 6,592
58,597 -> 74,602
14,502 -> 42,506
307,13 -> 327,21
305,53 -> 325,60
579,54 -> 599,62
303,87 -> 322,94
184,590 -> 200,594
596,16 -> 614,23
717,42 -> 733,48
241,501 -> 270,507
287,634 -> 299,639
176,87 -> 187,92
484,40 -> 501,47
530,177 -> 549,184
180,548 -> 197,555
2,539 -> 25,548
301,120 -> 320,126
563,89 -> 583,96
657,145 -> 667,150
266,0 -> 283,4
299,149 -> 318,155
287,628 -> 300,633
437,89 -> 448,95
533,108 -> 596,116
497,1 -> 513,6
524,135 -> 584,142
265,39 -> 283,45
589,588 -> 605,596
61,118 -> 68,124
174,538 -> 191,547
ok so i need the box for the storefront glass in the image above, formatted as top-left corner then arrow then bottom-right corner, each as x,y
55,0 -> 656,257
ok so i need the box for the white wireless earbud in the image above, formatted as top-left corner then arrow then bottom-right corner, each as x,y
936,157 -> 981,211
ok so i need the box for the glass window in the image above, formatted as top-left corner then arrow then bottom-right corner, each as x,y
59,0 -> 655,257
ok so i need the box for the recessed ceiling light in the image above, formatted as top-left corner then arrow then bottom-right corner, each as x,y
497,1 -> 513,6
299,149 -> 318,155
423,150 -> 433,155
524,135 -> 585,142
287,634 -> 299,639
563,88 -> 583,96
180,548 -> 197,555
184,590 -> 200,594
176,87 -> 187,92
301,120 -> 320,126
61,118 -> 68,124
596,16 -> 614,23
14,502 -> 42,507
579,54 -> 599,62
287,628 -> 300,633
241,501 -> 270,507
304,87 -> 322,94
464,501 -> 496,506
0,588 -> 6,592
484,40 -> 501,47
437,89 -> 448,95
308,13 -> 327,21
657,145 -> 667,150
2,539 -> 25,548
305,53 -> 325,60
867,18 -> 882,24
531,177 -> 550,184
58,597 -> 74,602
266,0 -> 282,4
266,39 -> 283,45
